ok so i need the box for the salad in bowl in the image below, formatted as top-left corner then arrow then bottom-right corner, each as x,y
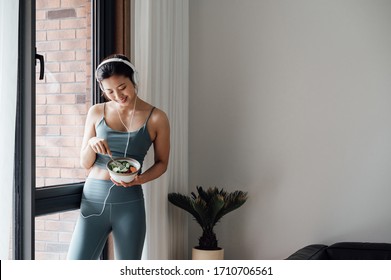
106,157 -> 141,183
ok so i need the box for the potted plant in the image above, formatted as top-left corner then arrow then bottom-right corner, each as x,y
168,186 -> 248,260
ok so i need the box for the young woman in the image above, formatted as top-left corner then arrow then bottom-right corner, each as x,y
67,54 -> 170,260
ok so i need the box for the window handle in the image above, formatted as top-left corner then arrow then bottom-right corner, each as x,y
35,48 -> 44,80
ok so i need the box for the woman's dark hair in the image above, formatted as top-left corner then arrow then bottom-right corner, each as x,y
96,54 -> 137,86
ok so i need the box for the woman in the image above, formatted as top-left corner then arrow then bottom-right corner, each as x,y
67,54 -> 170,260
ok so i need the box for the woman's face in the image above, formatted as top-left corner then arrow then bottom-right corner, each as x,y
100,75 -> 136,106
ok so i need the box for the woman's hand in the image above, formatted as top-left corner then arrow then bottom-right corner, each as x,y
110,175 -> 143,188
88,137 -> 111,155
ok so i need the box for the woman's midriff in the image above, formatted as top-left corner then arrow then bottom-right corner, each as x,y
87,165 -> 111,180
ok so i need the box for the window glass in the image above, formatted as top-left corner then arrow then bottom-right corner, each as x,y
36,0 -> 92,188
35,210 -> 79,260
35,0 -> 91,260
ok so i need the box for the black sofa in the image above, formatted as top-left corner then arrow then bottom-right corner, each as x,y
287,242 -> 391,260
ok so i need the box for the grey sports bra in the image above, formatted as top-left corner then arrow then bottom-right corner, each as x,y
93,103 -> 155,170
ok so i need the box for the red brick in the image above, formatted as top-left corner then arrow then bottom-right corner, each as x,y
61,83 -> 86,94
61,222 -> 76,232
36,178 -> 45,187
46,72 -> 75,83
36,0 -> 60,9
36,115 -> 47,125
46,105 -> 61,114
36,10 -> 46,20
36,168 -> 60,178
47,115 -> 61,125
47,9 -> 76,20
75,72 -> 86,82
61,104 -> 87,115
35,231 -> 58,242
36,105 -> 61,115
47,29 -> 75,40
35,241 -> 46,251
47,115 -> 76,125
61,168 -> 86,179
75,50 -> 86,61
61,0 -> 86,8
60,18 -> 87,29
60,147 -> 80,157
86,15 -> 92,31
36,83 -> 60,94
45,220 -> 75,232
61,126 -> 84,136
86,38 -> 91,49
74,158 -> 81,168
75,6 -> 87,17
36,95 -> 47,105
36,31 -> 47,41
47,94 -> 76,104
45,213 -> 60,220
59,232 -> 74,243
36,147 -> 60,157
45,220 -> 61,231
46,158 -> 75,168
36,105 -> 46,114
36,20 -> 60,31
60,61 -> 86,72
36,41 -> 60,52
46,136 -> 75,147
36,136 -> 46,146
45,178 -> 77,186
45,62 -> 60,72
35,219 -> 45,231
76,29 -> 87,38
75,115 -> 86,125
61,39 -> 86,50
60,211 -> 80,221
36,157 -> 46,167
36,126 -> 60,136
75,136 -> 83,146
85,66 -> 91,77
85,1 -> 91,11
46,51 -> 75,62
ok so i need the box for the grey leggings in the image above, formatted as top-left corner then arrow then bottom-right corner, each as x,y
67,178 -> 146,260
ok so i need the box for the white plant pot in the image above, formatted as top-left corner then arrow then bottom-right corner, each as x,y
192,247 -> 224,260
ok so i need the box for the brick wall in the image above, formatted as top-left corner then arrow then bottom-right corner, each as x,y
35,0 -> 91,260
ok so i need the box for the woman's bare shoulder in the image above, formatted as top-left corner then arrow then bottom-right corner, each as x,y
150,107 -> 169,124
88,103 -> 105,115
86,103 -> 106,124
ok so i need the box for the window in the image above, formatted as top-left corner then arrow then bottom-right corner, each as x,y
16,0 -> 130,259
34,0 -> 91,260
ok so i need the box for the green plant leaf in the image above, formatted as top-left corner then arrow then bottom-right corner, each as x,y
168,193 -> 203,227
168,187 -> 248,249
214,191 -> 248,224
207,194 -> 225,227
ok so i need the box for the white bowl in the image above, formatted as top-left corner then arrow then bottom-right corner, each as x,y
106,157 -> 141,183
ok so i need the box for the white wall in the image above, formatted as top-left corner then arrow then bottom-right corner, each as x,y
189,0 -> 391,259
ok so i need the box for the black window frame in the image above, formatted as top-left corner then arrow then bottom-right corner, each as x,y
15,0 -> 117,260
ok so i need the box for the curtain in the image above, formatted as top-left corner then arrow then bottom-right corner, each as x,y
134,0 -> 189,259
0,0 -> 19,259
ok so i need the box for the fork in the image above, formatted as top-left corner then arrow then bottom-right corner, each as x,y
109,154 -> 125,169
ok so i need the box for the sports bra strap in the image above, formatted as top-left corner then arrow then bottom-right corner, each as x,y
102,102 -> 106,118
145,107 -> 155,125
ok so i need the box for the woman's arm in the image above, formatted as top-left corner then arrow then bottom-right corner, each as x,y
113,108 -> 170,187
80,104 -> 111,169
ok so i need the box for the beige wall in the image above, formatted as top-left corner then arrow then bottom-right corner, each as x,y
189,0 -> 391,259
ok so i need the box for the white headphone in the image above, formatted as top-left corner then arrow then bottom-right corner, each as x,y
95,58 -> 139,90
